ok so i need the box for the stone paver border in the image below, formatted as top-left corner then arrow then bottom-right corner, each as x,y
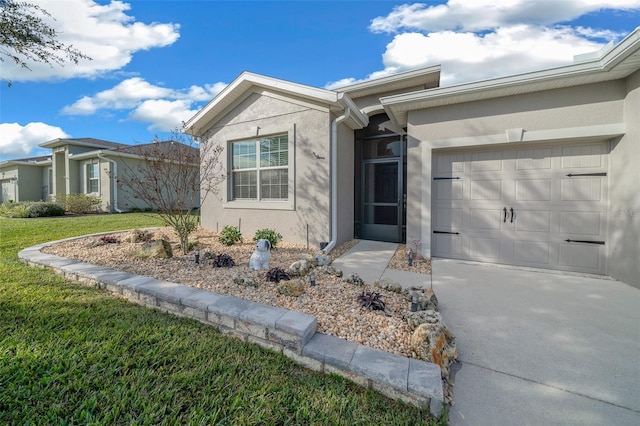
18,233 -> 444,417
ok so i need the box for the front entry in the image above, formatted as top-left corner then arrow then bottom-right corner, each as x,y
355,113 -> 406,243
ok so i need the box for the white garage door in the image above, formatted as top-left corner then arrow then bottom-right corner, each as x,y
432,142 -> 608,275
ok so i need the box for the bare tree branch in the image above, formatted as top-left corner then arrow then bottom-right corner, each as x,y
110,130 -> 224,254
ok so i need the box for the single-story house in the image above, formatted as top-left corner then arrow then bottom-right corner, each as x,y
186,29 -> 640,288
0,137 -> 197,213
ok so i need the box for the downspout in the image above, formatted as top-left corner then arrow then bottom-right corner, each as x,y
322,107 -> 351,254
98,154 -> 123,213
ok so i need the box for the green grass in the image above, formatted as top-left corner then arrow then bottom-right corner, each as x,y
0,214 -> 446,425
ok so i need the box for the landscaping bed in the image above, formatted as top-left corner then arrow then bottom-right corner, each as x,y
43,227 -> 432,359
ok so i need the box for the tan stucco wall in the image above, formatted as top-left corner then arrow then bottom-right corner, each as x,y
200,91 -> 334,248
607,70 -> 640,288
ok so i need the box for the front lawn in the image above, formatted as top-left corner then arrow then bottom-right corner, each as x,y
0,214 -> 445,425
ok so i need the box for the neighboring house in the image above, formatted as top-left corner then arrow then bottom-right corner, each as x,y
1,137 -> 197,213
185,28 -> 640,288
0,155 -> 52,203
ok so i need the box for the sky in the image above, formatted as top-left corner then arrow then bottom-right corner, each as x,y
1,0 -> 640,161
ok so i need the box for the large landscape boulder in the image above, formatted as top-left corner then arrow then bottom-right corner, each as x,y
403,309 -> 442,330
288,259 -> 315,277
277,279 -> 306,297
138,239 -> 172,259
411,321 -> 457,379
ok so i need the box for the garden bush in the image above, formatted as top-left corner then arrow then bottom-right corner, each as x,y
219,225 -> 242,246
55,193 -> 102,214
0,201 -> 29,218
253,228 -> 282,248
26,202 -> 65,218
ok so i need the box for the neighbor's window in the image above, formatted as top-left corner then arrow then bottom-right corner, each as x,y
231,135 -> 288,201
47,168 -> 53,195
87,163 -> 99,193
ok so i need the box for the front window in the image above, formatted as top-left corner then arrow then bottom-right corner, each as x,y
87,163 -> 99,193
231,135 -> 288,201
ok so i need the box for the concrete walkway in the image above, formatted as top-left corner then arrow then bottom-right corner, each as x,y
333,241 -> 640,425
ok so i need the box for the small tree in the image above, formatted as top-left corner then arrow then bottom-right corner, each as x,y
0,0 -> 91,85
112,130 -> 224,254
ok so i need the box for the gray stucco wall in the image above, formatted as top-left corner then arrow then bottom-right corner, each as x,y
336,120 -> 355,246
16,165 -> 45,201
200,91 -> 333,248
410,80 -> 625,141
406,78 -> 637,286
607,70 -> 640,288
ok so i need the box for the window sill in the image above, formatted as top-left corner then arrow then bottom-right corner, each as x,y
223,200 -> 294,211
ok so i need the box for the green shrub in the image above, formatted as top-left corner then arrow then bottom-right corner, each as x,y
219,225 -> 242,246
56,193 -> 102,214
26,202 -> 65,218
253,229 -> 282,249
0,201 -> 29,218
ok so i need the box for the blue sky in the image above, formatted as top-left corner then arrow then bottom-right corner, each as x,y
1,0 -> 640,161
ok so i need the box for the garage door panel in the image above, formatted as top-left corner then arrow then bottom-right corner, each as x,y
559,243 -> 601,270
435,180 -> 463,200
559,211 -> 602,235
468,208 -> 502,231
434,207 -> 463,229
436,153 -> 465,173
435,234 -> 463,256
470,151 -> 503,171
516,148 -> 552,170
515,241 -> 551,265
514,210 -> 551,233
470,179 -> 502,200
515,179 -> 552,201
560,178 -> 603,201
469,237 -> 501,260
561,144 -> 605,168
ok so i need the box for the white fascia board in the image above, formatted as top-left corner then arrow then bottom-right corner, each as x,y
184,71 -> 339,136
335,65 -> 441,94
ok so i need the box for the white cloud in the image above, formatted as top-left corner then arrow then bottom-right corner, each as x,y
331,0 -> 640,88
62,78 -> 227,130
129,99 -> 198,131
0,122 -> 69,159
1,0 -> 180,82
369,0 -> 640,33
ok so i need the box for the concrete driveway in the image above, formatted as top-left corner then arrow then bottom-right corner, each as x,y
428,259 -> 640,425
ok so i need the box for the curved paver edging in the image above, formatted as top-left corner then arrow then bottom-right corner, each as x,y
18,233 -> 444,417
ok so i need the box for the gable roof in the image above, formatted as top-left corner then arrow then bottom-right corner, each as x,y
0,155 -> 52,166
39,137 -> 128,150
382,27 -> 640,127
183,72 -> 369,136
336,65 -> 441,99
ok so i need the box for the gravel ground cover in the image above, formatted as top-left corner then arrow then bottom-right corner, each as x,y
43,227 -> 432,359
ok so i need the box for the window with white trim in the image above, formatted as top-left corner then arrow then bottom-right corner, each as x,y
86,163 -> 99,193
231,135 -> 288,201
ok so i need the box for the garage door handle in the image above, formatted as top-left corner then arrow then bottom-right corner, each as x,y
503,207 -> 507,223
510,207 -> 514,223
